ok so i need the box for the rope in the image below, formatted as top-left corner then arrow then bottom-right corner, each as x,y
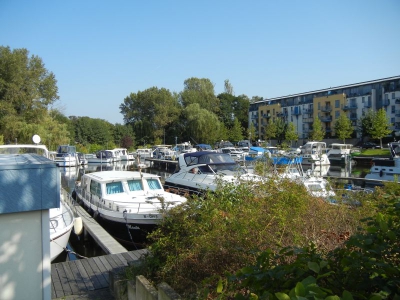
123,209 -> 139,250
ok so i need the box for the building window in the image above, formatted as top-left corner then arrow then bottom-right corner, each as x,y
391,118 -> 395,124
335,110 -> 340,118
392,105 -> 396,114
335,100 -> 340,108
362,97 -> 365,103
385,94 -> 388,100
393,93 -> 396,99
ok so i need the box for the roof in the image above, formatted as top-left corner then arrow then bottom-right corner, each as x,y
84,170 -> 160,181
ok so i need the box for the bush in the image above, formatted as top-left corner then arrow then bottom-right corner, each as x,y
127,175 -> 380,299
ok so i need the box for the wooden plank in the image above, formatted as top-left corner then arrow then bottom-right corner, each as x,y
98,255 -> 113,272
61,262 -> 81,295
108,253 -> 127,268
68,260 -> 88,292
92,256 -> 110,283
102,254 -> 119,269
51,264 -> 63,299
86,257 -> 108,288
80,258 -> 103,290
121,252 -> 134,263
115,253 -> 128,265
54,263 -> 73,297
74,260 -> 95,291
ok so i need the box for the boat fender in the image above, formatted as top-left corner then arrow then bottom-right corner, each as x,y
74,217 -> 83,235
71,190 -> 77,200
380,170 -> 383,177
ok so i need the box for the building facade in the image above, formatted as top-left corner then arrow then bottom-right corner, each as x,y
249,76 -> 400,142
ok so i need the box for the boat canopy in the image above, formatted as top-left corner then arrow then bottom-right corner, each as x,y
195,144 -> 212,150
183,151 -> 236,166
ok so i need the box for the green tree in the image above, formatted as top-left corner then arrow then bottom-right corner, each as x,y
370,108 -> 392,148
264,118 -> 277,145
285,122 -> 298,146
334,114 -> 353,143
228,118 -> 243,142
275,118 -> 287,144
180,77 -> 219,114
183,103 -> 222,145
0,46 -> 60,144
310,117 -> 325,141
247,123 -> 256,144
358,109 -> 375,140
224,79 -> 234,95
120,87 -> 180,144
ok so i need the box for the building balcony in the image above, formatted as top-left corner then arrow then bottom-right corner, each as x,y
325,127 -> 332,132
320,106 -> 332,112
293,108 -> 301,115
396,98 -> 400,104
320,116 -> 332,122
382,100 -> 390,106
349,114 -> 358,120
277,112 -> 288,117
263,113 -> 271,118
364,103 -> 372,108
251,114 -> 259,119
303,109 -> 313,114
303,118 -> 314,123
342,104 -> 358,110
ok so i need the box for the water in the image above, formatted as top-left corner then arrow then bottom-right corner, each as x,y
54,160 -> 371,263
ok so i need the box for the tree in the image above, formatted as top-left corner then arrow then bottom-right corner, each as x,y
224,79 -> 234,95
334,114 -> 353,143
228,118 -> 243,142
310,117 -> 325,141
120,87 -> 180,144
264,119 -> 277,145
357,109 -> 375,140
0,46 -> 60,144
370,108 -> 392,148
183,103 -> 222,145
275,118 -> 287,144
180,78 -> 219,114
247,123 -> 256,144
285,122 -> 298,146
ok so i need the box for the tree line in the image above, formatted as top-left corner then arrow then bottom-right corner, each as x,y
0,46 -> 393,152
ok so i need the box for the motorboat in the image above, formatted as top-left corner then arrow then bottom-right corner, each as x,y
195,144 -> 214,151
365,142 -> 400,185
300,141 -> 330,166
173,142 -> 197,155
0,137 -> 75,261
113,148 -> 134,161
54,145 -> 79,167
86,150 -> 114,163
164,151 -> 263,194
136,148 -> 153,159
77,152 -> 88,165
326,143 -> 353,165
73,170 -> 187,227
153,145 -> 175,160
218,147 -> 246,162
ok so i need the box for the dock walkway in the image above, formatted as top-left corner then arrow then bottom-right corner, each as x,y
51,249 -> 148,299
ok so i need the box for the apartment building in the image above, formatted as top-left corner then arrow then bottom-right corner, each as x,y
249,76 -> 400,141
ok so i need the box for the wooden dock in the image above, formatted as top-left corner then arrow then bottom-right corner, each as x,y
74,204 -> 128,254
51,249 -> 148,299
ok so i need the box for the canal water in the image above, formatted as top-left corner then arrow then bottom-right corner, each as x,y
53,160 -> 372,263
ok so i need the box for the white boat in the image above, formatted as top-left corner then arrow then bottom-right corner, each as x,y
136,148 -> 153,159
77,152 -> 88,165
218,147 -> 246,162
164,151 -> 263,194
365,142 -> 400,185
50,192 -> 75,261
300,141 -> 330,166
326,143 -> 353,165
0,137 -> 75,261
73,170 -> 187,226
113,148 -> 134,161
54,145 -> 79,167
87,150 -> 114,163
153,145 -> 175,160
173,142 -> 197,155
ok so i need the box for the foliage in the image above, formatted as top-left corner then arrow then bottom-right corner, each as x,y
248,123 -> 257,144
310,117 -> 325,141
358,109 -> 375,140
264,119 -> 277,144
285,122 -> 298,146
229,182 -> 400,299
228,118 -> 244,142
334,114 -> 353,143
119,87 -> 180,144
0,46 -> 63,144
370,109 -> 392,148
130,178 -> 379,299
217,93 -> 250,135
275,118 -> 287,144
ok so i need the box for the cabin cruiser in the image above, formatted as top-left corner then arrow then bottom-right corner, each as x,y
77,152 -> 88,165
153,145 -> 175,160
365,142 -> 400,185
300,141 -> 330,166
54,145 -> 79,167
218,147 -> 246,162
0,137 -> 75,261
136,148 -> 153,159
164,151 -> 263,194
326,143 -> 353,165
113,148 -> 134,161
73,170 -> 187,227
173,142 -> 197,155
86,150 -> 114,163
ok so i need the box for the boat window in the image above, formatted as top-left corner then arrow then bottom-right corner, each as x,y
147,178 -> 162,190
307,184 -> 322,191
106,181 -> 124,194
90,181 -> 102,197
127,180 -> 143,191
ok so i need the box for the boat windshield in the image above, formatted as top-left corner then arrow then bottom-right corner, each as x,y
0,146 -> 48,157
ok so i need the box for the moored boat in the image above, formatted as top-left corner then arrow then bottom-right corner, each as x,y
54,145 -> 79,167
300,141 -> 330,166
326,143 -> 353,165
73,170 -> 187,228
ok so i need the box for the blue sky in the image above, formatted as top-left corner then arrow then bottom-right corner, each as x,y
1,1 -> 399,124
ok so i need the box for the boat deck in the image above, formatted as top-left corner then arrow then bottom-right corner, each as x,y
51,249 -> 148,299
